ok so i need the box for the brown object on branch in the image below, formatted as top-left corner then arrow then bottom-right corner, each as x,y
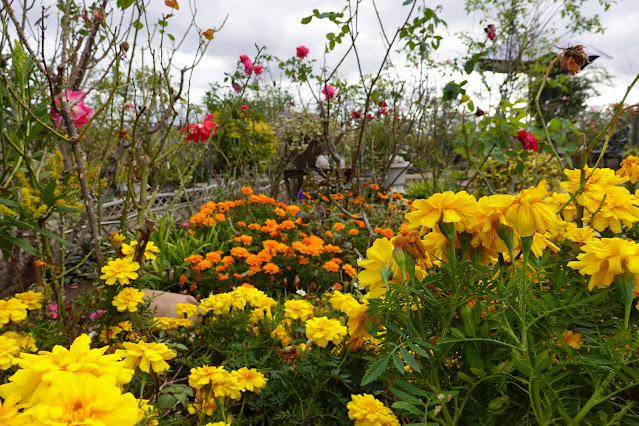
560,45 -> 589,76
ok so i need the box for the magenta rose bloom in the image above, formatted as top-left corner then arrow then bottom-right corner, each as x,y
322,84 -> 336,100
296,45 -> 309,59
50,90 -> 94,128
182,114 -> 220,143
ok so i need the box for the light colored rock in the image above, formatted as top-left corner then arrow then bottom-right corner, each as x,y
142,289 -> 201,323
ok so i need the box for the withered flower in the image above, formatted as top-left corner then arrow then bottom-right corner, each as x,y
560,45 -> 589,75
392,229 -> 427,260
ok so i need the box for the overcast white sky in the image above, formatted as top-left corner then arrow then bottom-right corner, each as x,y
25,0 -> 638,107
151,0 -> 638,107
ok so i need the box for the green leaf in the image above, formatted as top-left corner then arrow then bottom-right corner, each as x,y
1,235 -> 39,256
117,0 -> 135,10
407,342 -> 428,357
33,228 -> 73,247
390,387 -> 424,405
133,21 -> 144,30
361,354 -> 389,386
301,16 -> 313,24
399,347 -> 421,373
394,379 -> 432,398
392,401 -> 423,415
402,0 -> 415,5
392,352 -> 405,375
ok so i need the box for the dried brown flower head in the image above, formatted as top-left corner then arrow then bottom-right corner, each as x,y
560,45 -> 589,75
392,229 -> 427,260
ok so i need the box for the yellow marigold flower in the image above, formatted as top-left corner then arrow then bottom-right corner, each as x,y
357,238 -> 402,298
558,329 -> 583,349
109,232 -> 126,244
284,299 -> 315,321
270,324 -> 291,346
0,336 -> 20,370
100,257 -> 140,285
121,241 -> 161,260
118,341 -> 176,374
2,331 -> 36,353
564,223 -> 598,245
174,303 -> 199,318
188,398 -> 218,416
136,399 -> 159,426
14,291 -> 44,310
188,365 -> 242,399
618,155 -> 639,184
530,233 -> 560,258
0,298 -> 28,326
545,192 -> 578,221
582,189 -> 639,234
347,393 -> 400,426
0,394 -> 29,425
406,191 -> 479,233
330,290 -> 358,311
568,238 -> 639,290
112,288 -> 145,312
305,316 -> 348,348
232,367 -> 268,393
24,374 -> 138,426
0,334 -> 133,405
503,180 -> 556,237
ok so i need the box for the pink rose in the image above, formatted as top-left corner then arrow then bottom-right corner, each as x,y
50,90 -> 94,128
240,54 -> 253,75
351,111 -> 361,119
296,45 -> 309,59
322,84 -> 336,100
253,65 -> 263,75
240,104 -> 249,112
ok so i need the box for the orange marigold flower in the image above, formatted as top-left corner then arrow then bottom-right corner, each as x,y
325,231 -> 334,238
274,208 -> 286,217
334,222 -> 346,231
370,184 -> 380,190
248,223 -> 261,230
206,251 -> 223,263
231,247 -> 250,258
234,235 -> 253,245
241,187 -> 253,195
342,264 -> 357,278
558,329 -> 583,349
194,259 -> 213,273
263,263 -> 280,274
214,213 -> 226,222
348,229 -> 360,236
299,256 -> 309,265
179,275 -> 188,286
217,273 -> 229,280
237,221 -> 247,227
185,254 -> 203,264
323,260 -> 340,273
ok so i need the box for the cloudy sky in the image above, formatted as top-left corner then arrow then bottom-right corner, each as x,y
152,0 -> 637,107
27,0 -> 639,107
